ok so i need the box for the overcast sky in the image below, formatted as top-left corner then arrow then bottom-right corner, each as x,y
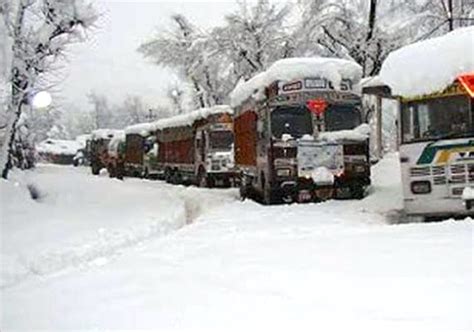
59,0 -> 241,112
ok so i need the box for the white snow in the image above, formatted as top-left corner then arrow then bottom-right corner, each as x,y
36,139 -> 81,156
75,134 -> 91,148
91,129 -> 122,141
462,187 -> 474,201
1,154 -> 472,330
153,105 -> 233,130
379,26 -> 474,98
124,122 -> 155,136
230,57 -> 363,107
0,165 -> 236,288
125,105 -> 233,135
318,123 -> 371,142
311,166 -> 335,184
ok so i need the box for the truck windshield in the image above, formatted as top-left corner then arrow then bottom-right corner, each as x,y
209,130 -> 234,150
271,105 -> 313,139
401,95 -> 472,143
324,105 -> 361,131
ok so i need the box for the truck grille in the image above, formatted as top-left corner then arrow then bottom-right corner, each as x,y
409,164 -> 474,186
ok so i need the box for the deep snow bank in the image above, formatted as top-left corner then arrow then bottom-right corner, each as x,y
1,154 -> 471,330
0,165 -> 237,288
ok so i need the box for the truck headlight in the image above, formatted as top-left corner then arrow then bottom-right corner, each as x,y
276,168 -> 291,177
354,165 -> 365,173
411,181 -> 431,194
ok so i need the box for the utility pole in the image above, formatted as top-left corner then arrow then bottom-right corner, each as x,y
447,0 -> 454,31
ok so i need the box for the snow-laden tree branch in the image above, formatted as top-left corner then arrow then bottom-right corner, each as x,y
0,0 -> 98,179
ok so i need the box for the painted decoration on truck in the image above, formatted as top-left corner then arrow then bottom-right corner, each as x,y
416,140 -> 474,165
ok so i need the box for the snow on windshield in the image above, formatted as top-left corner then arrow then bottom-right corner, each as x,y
230,57 -> 363,107
379,26 -> 474,98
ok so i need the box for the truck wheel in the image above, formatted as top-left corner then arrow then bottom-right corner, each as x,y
197,170 -> 208,188
164,168 -> 172,183
142,167 -> 149,179
350,184 -> 366,200
91,163 -> 100,175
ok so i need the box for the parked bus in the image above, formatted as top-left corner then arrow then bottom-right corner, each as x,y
154,106 -> 235,187
231,58 -> 371,204
368,27 -> 474,221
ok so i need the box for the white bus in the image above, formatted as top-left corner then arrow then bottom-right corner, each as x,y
365,27 -> 474,221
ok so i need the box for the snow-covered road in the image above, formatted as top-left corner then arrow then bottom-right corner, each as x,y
1,155 -> 472,330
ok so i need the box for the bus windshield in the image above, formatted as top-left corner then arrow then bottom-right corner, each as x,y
209,130 -> 234,150
271,105 -> 313,139
401,95 -> 472,143
324,105 -> 362,131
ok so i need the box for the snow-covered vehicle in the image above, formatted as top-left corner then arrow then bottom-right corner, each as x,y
231,58 -> 371,204
89,129 -> 123,175
154,106 -> 235,187
369,27 -> 474,221
36,139 -> 81,165
73,134 -> 91,166
123,123 -> 154,178
106,131 -> 126,179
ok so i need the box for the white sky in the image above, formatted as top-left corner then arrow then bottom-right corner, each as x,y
59,0 -> 241,112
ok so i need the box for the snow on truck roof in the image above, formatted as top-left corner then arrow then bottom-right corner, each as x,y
91,129 -> 123,140
124,105 -> 233,135
230,57 -> 363,107
379,26 -> 474,98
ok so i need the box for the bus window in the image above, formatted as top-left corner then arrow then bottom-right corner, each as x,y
401,95 -> 471,143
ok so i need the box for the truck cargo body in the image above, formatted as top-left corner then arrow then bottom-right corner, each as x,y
124,133 -> 148,177
155,111 -> 235,187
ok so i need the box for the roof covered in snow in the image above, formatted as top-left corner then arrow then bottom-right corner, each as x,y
124,122 -> 155,136
379,26 -> 474,98
36,139 -> 82,156
126,106 -> 233,135
230,57 -> 363,107
91,129 -> 123,141
153,105 -> 233,131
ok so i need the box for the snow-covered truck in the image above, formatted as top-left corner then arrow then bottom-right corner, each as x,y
368,27 -> 474,221
89,129 -> 123,175
153,106 -> 235,187
123,123 -> 155,178
106,131 -> 126,179
230,58 -> 371,204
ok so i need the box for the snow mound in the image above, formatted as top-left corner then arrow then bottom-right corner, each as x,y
91,129 -> 123,141
379,26 -> 474,98
230,57 -> 362,107
36,139 -> 81,156
311,167 -> 335,185
318,124 -> 370,142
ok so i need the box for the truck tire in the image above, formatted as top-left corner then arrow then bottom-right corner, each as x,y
91,163 -> 100,175
197,169 -> 208,188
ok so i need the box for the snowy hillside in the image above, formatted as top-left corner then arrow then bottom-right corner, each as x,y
1,155 -> 472,330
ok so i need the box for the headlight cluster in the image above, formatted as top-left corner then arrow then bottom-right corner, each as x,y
411,181 -> 431,194
276,168 -> 291,177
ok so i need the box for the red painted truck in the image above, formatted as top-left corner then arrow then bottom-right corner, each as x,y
154,106 -> 235,187
231,58 -> 371,204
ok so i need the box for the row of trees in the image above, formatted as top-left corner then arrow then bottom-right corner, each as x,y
139,0 -> 473,109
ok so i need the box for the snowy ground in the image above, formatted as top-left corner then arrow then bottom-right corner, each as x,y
1,155 -> 472,331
